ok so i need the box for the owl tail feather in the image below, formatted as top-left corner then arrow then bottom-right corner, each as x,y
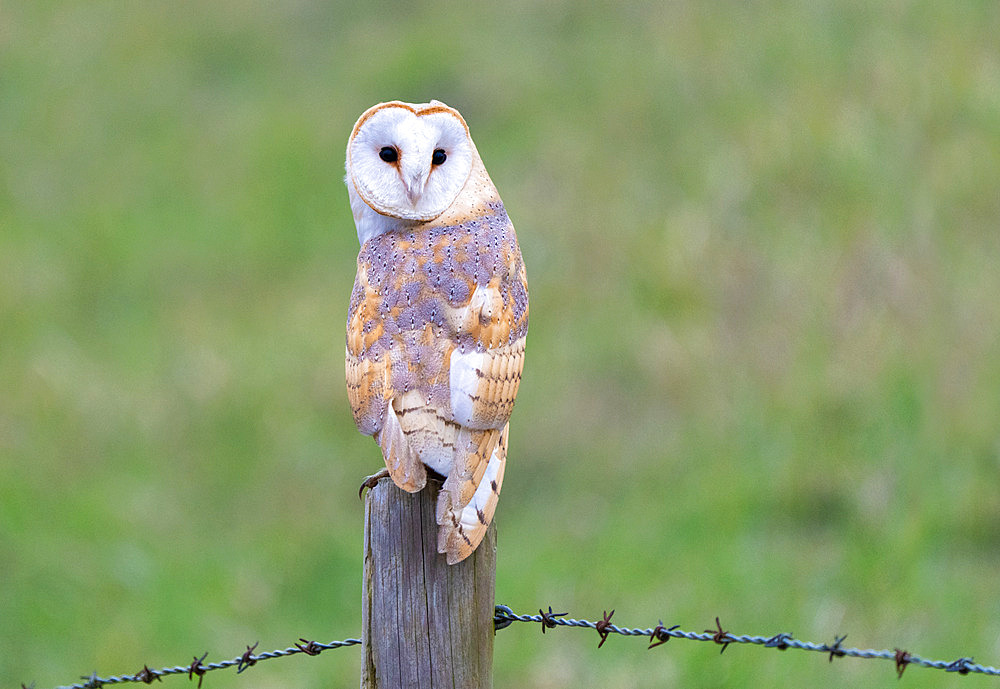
436,425 -> 508,564
376,401 -> 427,493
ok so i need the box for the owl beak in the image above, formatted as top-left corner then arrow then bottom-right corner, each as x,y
399,157 -> 430,206
403,172 -> 427,206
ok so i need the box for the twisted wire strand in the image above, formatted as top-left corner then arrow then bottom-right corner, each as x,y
492,605 -> 997,677
48,639 -> 362,689
31,605 -> 999,688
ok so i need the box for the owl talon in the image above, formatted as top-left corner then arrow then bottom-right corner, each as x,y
359,469 -> 391,499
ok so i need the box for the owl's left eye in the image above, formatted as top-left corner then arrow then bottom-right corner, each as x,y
431,148 -> 447,166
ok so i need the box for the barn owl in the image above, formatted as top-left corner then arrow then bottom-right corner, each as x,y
344,100 -> 528,564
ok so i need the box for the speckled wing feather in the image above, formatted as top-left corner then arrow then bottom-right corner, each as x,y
436,424 -> 508,562
346,170 -> 528,563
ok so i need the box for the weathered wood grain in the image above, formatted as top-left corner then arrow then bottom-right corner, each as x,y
361,477 -> 496,689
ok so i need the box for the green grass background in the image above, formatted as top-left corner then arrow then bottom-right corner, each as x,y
3,2 -> 1000,687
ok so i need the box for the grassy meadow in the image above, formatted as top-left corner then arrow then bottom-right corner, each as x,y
3,2 -> 1000,687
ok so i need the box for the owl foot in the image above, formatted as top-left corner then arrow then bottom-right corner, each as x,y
358,468 -> 391,499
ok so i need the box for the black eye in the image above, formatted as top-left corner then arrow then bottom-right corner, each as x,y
379,146 -> 398,163
431,148 -> 447,165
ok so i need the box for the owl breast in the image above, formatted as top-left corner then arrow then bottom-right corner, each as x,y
346,200 -> 528,439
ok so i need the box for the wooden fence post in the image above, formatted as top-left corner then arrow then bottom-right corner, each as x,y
361,477 -> 496,689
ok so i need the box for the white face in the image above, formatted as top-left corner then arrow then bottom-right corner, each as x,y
347,103 -> 474,222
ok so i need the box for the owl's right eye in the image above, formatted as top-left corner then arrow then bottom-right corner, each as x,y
378,146 -> 398,163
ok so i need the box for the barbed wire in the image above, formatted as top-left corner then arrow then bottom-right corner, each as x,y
28,603 -> 1000,688
36,638 -> 361,689
492,605 -> 999,678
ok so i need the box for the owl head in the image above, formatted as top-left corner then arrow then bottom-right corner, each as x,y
346,101 -> 477,239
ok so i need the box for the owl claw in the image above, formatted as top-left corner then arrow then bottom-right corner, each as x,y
359,469 -> 391,499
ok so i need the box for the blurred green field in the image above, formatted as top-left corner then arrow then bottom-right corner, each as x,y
3,2 -> 1000,687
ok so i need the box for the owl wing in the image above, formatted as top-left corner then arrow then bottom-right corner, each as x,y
433,272 -> 526,562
